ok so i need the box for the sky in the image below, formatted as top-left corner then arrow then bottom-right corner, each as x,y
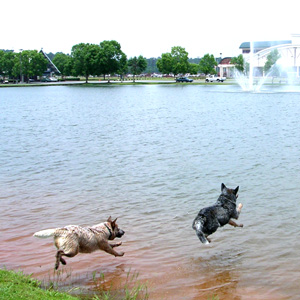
2,0 -> 299,58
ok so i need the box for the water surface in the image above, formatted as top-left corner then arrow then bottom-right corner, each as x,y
1,85 -> 300,299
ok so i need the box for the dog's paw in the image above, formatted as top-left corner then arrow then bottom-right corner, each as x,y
239,223 -> 244,228
118,251 -> 125,256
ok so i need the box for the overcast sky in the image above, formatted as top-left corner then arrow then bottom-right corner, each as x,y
2,0 -> 299,58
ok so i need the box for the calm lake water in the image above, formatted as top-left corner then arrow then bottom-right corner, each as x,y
1,84 -> 300,299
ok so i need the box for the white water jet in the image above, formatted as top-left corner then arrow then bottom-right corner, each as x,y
234,41 -> 269,92
248,41 -> 254,90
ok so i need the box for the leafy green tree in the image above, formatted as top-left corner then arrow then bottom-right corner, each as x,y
0,50 -> 6,78
189,63 -> 199,75
128,55 -> 147,82
0,50 -> 16,80
171,46 -> 189,76
13,50 -> 48,81
117,51 -> 128,81
157,46 -> 190,76
98,40 -> 127,81
199,54 -> 217,75
156,52 -> 173,75
71,43 -> 100,83
264,49 -> 281,75
231,54 -> 245,72
52,53 -> 73,78
145,57 -> 159,74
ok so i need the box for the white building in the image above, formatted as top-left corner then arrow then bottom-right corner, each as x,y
217,34 -> 300,78
239,34 -> 300,78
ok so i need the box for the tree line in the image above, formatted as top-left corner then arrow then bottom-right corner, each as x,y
0,40 -> 225,83
0,50 -> 48,82
50,43 -> 219,82
1,40 -> 280,83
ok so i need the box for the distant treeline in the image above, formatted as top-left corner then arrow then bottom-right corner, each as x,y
1,41 -> 232,83
46,52 -> 201,74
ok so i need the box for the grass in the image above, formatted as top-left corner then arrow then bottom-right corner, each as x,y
0,269 -> 78,300
90,270 -> 148,300
0,267 -> 219,300
0,269 -> 149,300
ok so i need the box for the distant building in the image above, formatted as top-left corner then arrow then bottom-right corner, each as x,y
239,40 -> 292,54
40,49 -> 60,77
217,57 -> 235,78
239,35 -> 300,77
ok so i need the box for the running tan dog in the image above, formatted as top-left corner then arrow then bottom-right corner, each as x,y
33,217 -> 125,270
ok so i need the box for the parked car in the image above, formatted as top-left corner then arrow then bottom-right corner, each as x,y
205,75 -> 226,82
41,77 -> 58,82
176,77 -> 193,82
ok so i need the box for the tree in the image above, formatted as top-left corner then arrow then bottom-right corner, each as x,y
0,50 -> 16,80
145,57 -> 159,74
171,46 -> 189,76
52,53 -> 73,78
117,51 -> 128,81
71,43 -> 100,83
199,54 -> 217,75
157,46 -> 190,76
98,40 -> 127,81
189,63 -> 199,75
13,50 -> 48,81
264,49 -> 281,76
128,55 -> 147,82
231,54 -> 245,72
156,52 -> 173,75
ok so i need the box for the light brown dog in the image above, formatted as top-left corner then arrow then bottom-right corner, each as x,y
33,217 -> 125,270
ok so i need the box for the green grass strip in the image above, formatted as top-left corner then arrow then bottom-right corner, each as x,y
0,269 -> 78,300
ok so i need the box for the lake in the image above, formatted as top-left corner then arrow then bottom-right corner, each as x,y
1,84 -> 300,299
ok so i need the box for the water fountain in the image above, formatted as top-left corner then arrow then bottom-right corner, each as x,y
234,38 -> 300,92
234,41 -> 270,92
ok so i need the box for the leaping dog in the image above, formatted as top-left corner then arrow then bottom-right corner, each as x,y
34,216 -> 125,270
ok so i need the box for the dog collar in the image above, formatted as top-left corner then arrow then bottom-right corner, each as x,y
104,223 -> 112,239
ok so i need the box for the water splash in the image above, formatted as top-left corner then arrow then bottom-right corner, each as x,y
235,40 -> 300,92
234,41 -> 263,92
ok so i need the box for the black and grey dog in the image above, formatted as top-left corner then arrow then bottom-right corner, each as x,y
192,183 -> 243,244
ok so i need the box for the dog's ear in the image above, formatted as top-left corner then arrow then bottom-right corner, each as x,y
107,216 -> 112,223
111,218 -> 118,230
221,183 -> 226,191
234,186 -> 239,195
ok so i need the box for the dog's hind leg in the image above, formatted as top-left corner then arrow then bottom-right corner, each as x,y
193,220 -> 210,244
55,250 -> 64,270
195,230 -> 210,244
55,247 -> 79,270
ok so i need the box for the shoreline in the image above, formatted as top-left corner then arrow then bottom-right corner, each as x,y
1,78 -> 296,88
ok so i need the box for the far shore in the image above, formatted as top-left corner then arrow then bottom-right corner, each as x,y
0,78 -> 234,87
1,77 -> 297,88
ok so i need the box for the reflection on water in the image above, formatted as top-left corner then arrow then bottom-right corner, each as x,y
1,85 -> 300,299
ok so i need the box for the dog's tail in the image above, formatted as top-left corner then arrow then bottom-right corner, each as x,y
192,219 -> 210,245
33,229 -> 56,238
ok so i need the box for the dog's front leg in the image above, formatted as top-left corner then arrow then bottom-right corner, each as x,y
228,219 -> 243,227
101,242 -> 124,257
109,242 -> 122,248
